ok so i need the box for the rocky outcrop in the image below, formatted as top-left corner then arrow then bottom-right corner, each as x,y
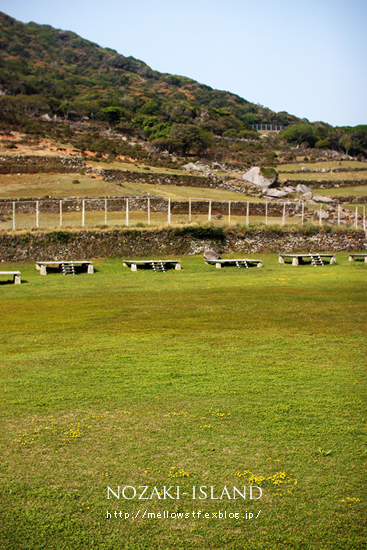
242,167 -> 278,188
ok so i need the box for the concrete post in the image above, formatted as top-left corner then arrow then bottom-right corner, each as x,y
60,200 -> 63,227
40,265 -> 47,275
348,255 -> 353,261
14,274 -> 21,284
216,262 -> 222,269
87,263 -> 94,274
175,262 -> 181,270
330,256 -> 336,265
208,200 -> 212,222
292,257 -> 299,266
36,201 -> 39,229
278,256 -> 284,263
126,198 -> 129,227
131,263 -> 137,271
282,204 -> 286,226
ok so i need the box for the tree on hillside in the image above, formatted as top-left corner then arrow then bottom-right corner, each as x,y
281,124 -> 317,148
151,124 -> 212,156
98,106 -> 126,128
168,124 -> 211,156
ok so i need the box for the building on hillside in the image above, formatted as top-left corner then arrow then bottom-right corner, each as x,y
251,124 -> 284,131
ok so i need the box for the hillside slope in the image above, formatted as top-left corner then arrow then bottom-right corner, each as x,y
0,11 -> 299,137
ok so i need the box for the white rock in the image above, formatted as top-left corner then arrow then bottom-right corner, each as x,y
313,195 -> 334,203
266,188 -> 289,198
296,183 -> 312,194
242,167 -> 277,188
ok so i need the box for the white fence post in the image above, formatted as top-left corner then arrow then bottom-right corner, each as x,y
168,197 -> 171,224
246,201 -> 249,225
82,199 -> 85,227
189,197 -> 191,222
208,200 -> 212,222
36,201 -> 39,229
12,201 -> 15,230
228,201 -> 231,225
148,197 -> 150,225
126,198 -> 129,226
60,200 -> 63,227
282,203 -> 286,226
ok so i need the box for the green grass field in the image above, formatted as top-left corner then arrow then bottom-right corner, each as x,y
0,173 -> 257,202
278,161 -> 367,171
1,254 -> 366,550
278,171 -> 367,183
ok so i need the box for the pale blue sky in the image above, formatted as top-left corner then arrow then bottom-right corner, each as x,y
1,0 -> 366,126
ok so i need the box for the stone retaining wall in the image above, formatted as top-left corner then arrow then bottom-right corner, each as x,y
0,227 -> 365,263
0,155 -> 85,174
99,168 -> 220,188
0,196 -> 304,217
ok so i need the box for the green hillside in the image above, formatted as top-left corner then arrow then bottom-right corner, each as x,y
0,11 -> 366,165
0,11 -> 298,134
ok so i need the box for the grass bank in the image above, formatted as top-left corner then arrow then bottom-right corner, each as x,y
0,254 -> 366,549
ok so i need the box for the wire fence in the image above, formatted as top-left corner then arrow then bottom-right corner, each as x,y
0,196 -> 366,231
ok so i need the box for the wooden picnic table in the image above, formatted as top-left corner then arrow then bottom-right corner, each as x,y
0,271 -> 21,284
123,260 -> 181,272
36,260 -> 94,275
205,258 -> 263,269
278,254 -> 336,266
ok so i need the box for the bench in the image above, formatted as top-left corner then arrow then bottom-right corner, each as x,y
205,258 -> 263,269
348,254 -> 367,263
36,261 -> 94,275
0,271 -> 21,284
278,254 -> 336,266
123,260 -> 181,272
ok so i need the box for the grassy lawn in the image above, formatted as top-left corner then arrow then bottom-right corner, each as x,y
1,254 -> 366,549
0,173 -> 256,202
278,161 -> 367,171
0,213 -> 305,232
313,185 -> 367,197
278,171 -> 367,183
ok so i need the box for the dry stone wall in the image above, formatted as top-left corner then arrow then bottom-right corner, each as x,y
0,228 -> 365,263
0,197 -> 304,217
99,168 -> 220,188
0,155 -> 85,174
